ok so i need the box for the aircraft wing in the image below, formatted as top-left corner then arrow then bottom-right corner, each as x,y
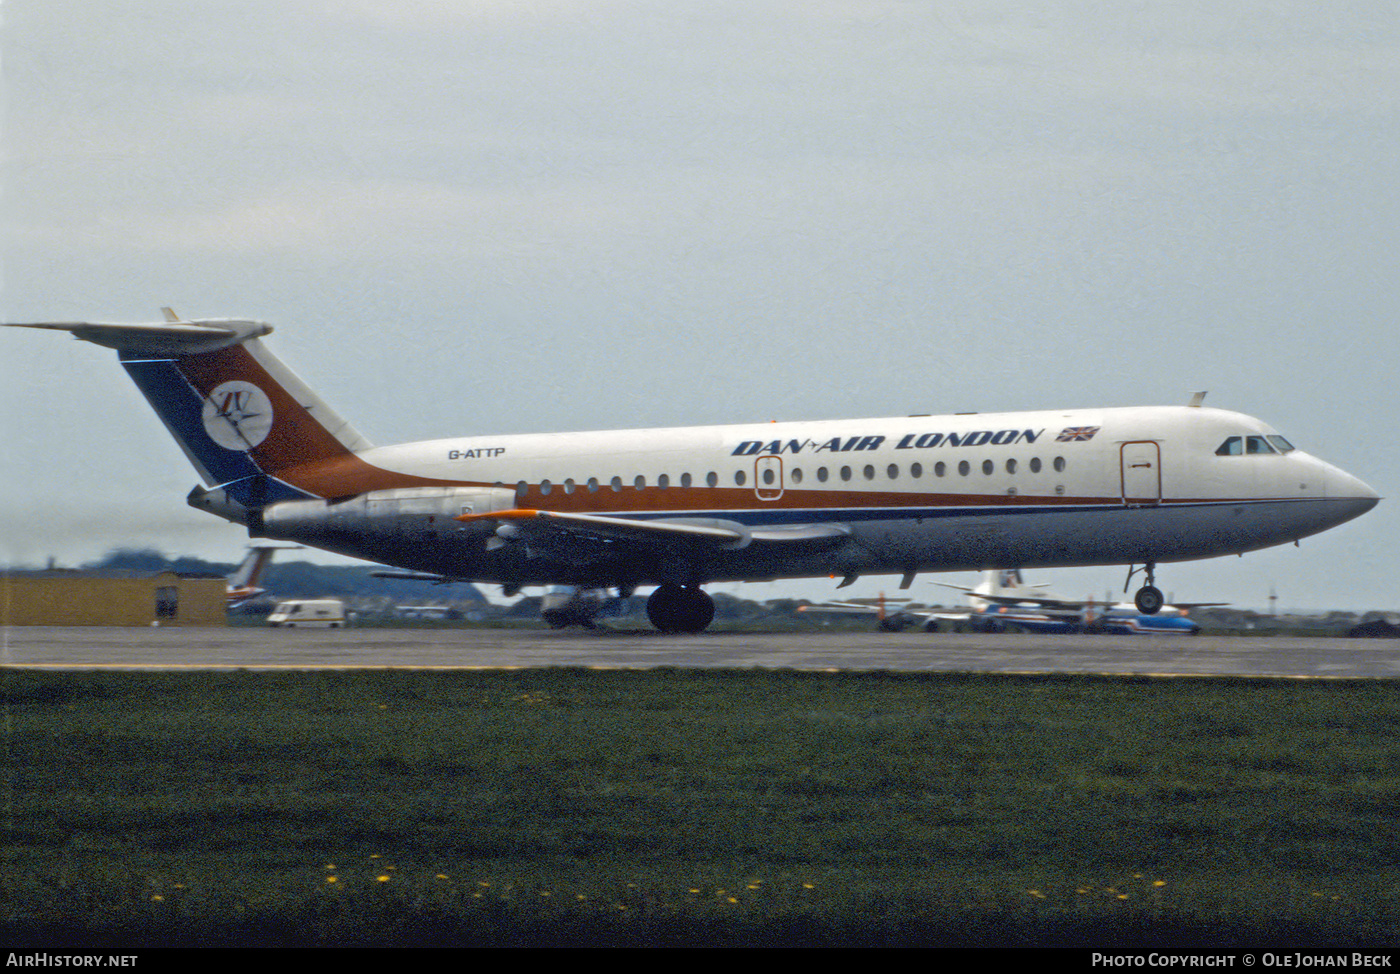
455,509 -> 850,551
977,592 -> 1089,610
796,597 -> 913,617
796,603 -> 882,616
972,593 -> 1103,619
935,580 -> 1056,596
976,592 -> 1229,611
370,570 -> 471,584
820,597 -> 914,607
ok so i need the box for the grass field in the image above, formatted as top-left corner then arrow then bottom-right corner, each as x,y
2,667 -> 1398,947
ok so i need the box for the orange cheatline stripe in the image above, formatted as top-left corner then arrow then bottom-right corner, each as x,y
455,508 -> 542,523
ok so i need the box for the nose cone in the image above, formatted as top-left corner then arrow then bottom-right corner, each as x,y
1325,462 -> 1381,524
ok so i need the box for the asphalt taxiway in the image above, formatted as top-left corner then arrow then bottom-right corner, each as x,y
3,626 -> 1398,678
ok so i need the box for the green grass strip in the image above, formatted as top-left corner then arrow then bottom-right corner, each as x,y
3,668 -> 1398,946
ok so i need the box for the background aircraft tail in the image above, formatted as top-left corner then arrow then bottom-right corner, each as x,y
7,312 -> 371,509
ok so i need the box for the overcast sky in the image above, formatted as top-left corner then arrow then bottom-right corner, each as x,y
3,1 -> 1397,611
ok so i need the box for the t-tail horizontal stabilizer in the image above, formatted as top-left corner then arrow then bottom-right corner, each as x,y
5,313 -> 371,512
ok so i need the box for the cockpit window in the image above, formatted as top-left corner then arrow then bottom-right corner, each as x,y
1218,434 -> 1292,457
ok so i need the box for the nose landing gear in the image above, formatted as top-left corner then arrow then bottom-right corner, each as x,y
1125,562 -> 1165,615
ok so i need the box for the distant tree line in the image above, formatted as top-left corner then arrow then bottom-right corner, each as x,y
83,548 -> 486,602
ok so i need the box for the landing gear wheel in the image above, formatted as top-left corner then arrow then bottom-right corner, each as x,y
1135,585 -> 1165,616
646,584 -> 716,633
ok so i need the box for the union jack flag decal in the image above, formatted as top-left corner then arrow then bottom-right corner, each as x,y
1056,426 -> 1100,442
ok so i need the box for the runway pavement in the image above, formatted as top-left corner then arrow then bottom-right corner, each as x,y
3,625 -> 1399,678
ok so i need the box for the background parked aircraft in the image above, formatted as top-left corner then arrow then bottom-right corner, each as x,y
225,545 -> 299,607
933,569 -> 1223,634
804,570 -> 1222,634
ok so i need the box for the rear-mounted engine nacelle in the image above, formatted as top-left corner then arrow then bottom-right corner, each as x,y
256,485 -> 516,542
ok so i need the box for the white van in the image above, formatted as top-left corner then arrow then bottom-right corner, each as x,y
267,599 -> 347,628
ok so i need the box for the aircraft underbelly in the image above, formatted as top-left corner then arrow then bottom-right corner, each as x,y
256,495 -> 1346,587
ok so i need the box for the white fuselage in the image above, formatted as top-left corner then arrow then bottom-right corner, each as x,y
255,404 -> 1378,590
10,318 -> 1377,627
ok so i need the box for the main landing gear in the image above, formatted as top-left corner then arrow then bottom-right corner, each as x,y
1125,562 -> 1165,615
646,583 -> 715,633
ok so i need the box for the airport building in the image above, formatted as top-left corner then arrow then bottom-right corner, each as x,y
0,570 -> 227,627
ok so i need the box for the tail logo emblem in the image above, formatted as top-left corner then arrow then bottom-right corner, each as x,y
202,381 -> 274,451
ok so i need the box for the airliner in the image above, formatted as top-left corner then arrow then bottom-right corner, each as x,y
6,314 -> 1380,633
935,569 -> 1217,635
225,544 -> 298,607
799,570 -> 1217,634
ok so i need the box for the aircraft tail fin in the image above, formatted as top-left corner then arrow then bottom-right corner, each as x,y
228,544 -> 297,590
973,569 -> 1023,598
996,569 -> 1024,591
7,313 -> 371,508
